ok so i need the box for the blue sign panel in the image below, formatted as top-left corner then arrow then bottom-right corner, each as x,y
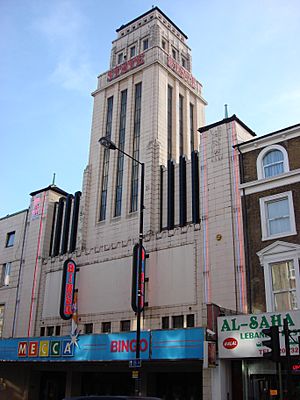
0,328 -> 203,362
151,328 -> 204,360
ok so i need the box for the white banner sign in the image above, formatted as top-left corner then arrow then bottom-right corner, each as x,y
218,310 -> 300,358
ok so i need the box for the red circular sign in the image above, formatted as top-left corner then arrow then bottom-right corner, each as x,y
223,338 -> 238,350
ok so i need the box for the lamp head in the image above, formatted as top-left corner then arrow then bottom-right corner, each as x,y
99,137 -> 117,150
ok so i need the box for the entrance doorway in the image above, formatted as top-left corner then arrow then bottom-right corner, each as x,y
249,374 -> 278,400
39,371 -> 66,400
81,372 -> 133,396
155,372 -> 202,400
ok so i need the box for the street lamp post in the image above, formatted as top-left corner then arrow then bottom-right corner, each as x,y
99,136 -> 145,396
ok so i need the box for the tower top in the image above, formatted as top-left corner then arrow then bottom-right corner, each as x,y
116,6 -> 188,40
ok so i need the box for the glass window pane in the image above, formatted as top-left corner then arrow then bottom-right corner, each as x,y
263,150 -> 283,165
6,231 -> 15,247
266,198 -> 291,235
263,150 -> 284,177
274,291 -> 297,311
267,198 -> 289,219
0,305 -> 4,337
271,261 -> 295,291
172,315 -> 184,328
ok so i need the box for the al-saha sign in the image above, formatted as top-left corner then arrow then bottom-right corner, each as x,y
218,310 -> 300,359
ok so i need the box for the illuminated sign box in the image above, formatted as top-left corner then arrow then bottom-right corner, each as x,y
0,328 -> 204,362
218,310 -> 300,359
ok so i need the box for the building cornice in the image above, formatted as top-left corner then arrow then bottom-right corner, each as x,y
235,123 -> 300,153
240,168 -> 300,195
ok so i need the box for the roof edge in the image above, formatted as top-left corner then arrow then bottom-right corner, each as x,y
198,114 -> 256,137
30,185 -> 69,197
0,208 -> 28,221
234,121 -> 300,148
116,7 -> 188,39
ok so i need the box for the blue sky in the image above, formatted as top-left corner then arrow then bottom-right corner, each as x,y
1,0 -> 300,216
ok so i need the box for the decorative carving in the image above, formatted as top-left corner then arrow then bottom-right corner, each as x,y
211,128 -> 223,162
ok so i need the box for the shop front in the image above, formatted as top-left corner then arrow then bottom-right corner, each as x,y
0,327 -> 204,400
218,310 -> 300,400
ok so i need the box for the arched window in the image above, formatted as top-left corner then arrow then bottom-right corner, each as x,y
257,145 -> 289,179
262,149 -> 284,177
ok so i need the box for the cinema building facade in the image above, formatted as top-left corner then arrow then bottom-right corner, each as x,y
0,7 -> 255,400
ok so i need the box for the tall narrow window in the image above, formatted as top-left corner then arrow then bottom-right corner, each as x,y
179,95 -> 184,156
99,97 -> 114,221
167,85 -> 173,160
190,103 -> 194,152
115,90 -> 127,217
1,263 -> 11,286
0,305 -> 4,338
117,53 -> 123,64
143,38 -> 149,50
130,46 -> 136,58
130,83 -> 142,212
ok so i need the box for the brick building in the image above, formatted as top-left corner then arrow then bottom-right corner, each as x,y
218,123 -> 300,398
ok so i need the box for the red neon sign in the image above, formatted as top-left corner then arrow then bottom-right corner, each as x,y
60,259 -> 77,320
167,56 -> 197,89
107,53 -> 145,81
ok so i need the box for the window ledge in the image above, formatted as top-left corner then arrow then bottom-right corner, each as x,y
262,230 -> 297,242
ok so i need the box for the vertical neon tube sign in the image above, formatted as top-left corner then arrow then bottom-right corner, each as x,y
131,243 -> 146,313
60,259 -> 77,320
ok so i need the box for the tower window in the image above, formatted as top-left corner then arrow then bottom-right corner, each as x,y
117,53 -> 123,64
179,95 -> 184,156
143,38 -> 149,51
190,103 -> 194,152
115,90 -> 127,217
167,85 -> 173,160
130,46 -> 136,58
130,83 -> 142,212
99,97 -> 114,221
162,40 -> 166,50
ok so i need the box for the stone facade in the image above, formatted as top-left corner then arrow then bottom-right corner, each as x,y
0,7 -> 258,400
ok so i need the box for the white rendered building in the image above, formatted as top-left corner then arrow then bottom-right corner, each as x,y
0,7 -> 255,400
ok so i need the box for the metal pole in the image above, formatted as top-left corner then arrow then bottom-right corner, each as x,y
99,138 -> 145,396
277,361 -> 283,400
284,318 -> 291,400
135,162 -> 144,396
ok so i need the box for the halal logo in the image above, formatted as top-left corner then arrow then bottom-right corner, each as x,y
223,338 -> 238,350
